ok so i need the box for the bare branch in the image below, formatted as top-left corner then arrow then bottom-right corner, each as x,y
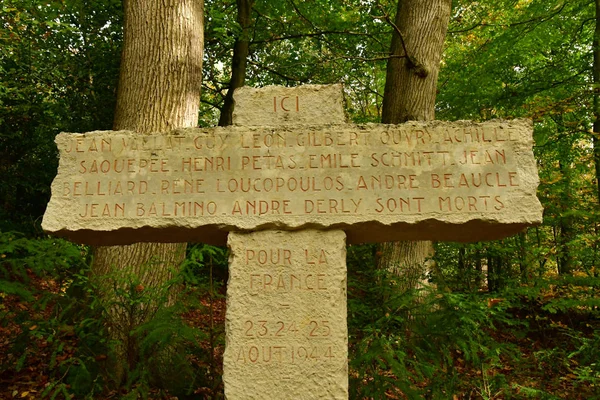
200,98 -> 221,109
329,54 -> 406,62
374,2 -> 428,78
288,0 -> 317,31
252,30 -> 369,44
375,3 -> 410,60
247,59 -> 306,83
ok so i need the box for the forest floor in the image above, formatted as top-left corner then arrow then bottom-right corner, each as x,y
0,270 -> 597,399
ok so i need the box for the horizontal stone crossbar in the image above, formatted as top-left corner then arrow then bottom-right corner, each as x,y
42,120 -> 543,245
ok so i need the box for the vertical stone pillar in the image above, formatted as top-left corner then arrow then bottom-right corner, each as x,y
224,230 -> 348,399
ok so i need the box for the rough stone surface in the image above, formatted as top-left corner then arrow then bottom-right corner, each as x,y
232,84 -> 346,126
42,120 -> 543,245
224,230 -> 348,400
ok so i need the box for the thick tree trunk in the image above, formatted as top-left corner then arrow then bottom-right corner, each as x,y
381,0 -> 451,123
218,0 -> 254,126
377,0 -> 452,282
379,240 -> 434,291
93,243 -> 188,370
114,0 -> 204,131
92,0 -> 203,384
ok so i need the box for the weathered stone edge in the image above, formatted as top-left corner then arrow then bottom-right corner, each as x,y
45,218 -> 541,246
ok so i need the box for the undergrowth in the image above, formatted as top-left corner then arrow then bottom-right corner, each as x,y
0,233 -> 598,399
346,243 -> 600,399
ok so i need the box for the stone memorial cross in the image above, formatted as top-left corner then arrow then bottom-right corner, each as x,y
43,84 -> 543,399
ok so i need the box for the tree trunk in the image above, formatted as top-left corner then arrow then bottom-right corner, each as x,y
474,248 -> 483,289
557,128 -> 574,275
557,168 -> 574,276
594,0 -> 600,204
92,0 -> 204,384
518,232 -> 529,282
594,0 -> 600,279
377,0 -> 452,282
457,246 -> 467,289
381,0 -> 451,123
487,252 -> 498,292
379,240 -> 433,291
558,218 -> 574,275
218,0 -> 254,126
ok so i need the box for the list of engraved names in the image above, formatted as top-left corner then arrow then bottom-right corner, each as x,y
58,123 -> 524,221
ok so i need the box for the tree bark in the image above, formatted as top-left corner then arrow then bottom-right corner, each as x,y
381,0 -> 451,123
556,114 -> 574,275
218,0 -> 254,126
92,0 -> 203,384
377,0 -> 452,283
590,0 -> 600,279
379,240 -> 434,292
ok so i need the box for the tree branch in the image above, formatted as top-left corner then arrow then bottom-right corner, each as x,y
200,98 -> 220,109
375,2 -> 428,78
448,2 -> 568,34
329,54 -> 406,62
374,3 -> 409,58
288,0 -> 317,31
247,59 -> 306,83
252,30 -> 369,44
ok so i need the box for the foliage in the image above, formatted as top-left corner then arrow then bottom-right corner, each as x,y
96,243 -> 228,398
347,244 -> 600,399
437,0 -> 600,282
0,231 -> 229,399
0,232 -> 109,398
201,0 -> 396,125
0,0 -> 122,234
347,244 -> 516,398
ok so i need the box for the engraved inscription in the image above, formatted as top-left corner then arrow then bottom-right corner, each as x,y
233,344 -> 335,364
53,125 -> 526,220
43,121 -> 542,245
224,230 -> 347,400
243,320 -> 330,338
273,96 -> 299,112
229,238 -> 343,371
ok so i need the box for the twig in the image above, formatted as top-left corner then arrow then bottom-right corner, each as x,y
375,4 -> 409,63
375,2 -> 428,78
